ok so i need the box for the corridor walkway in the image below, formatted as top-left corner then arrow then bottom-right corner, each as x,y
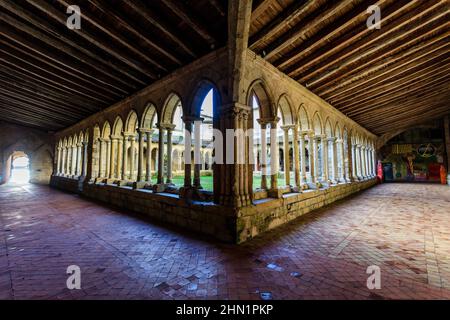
0,182 -> 449,300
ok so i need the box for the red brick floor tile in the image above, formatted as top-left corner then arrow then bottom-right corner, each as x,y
0,182 -> 449,299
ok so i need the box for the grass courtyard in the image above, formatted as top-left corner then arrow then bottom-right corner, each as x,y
168,175 -> 288,191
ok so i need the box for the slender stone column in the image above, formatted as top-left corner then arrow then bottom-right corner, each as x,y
351,143 -> 358,180
109,137 -> 118,179
183,120 -> 192,187
166,126 -> 175,184
293,126 -> 300,188
281,125 -> 291,186
81,141 -> 87,177
193,120 -> 202,188
105,139 -> 111,179
129,134 -> 136,181
137,129 -> 145,182
98,138 -> 104,178
75,142 -> 83,176
121,134 -> 128,181
57,147 -> 62,175
329,137 -> 338,183
258,121 -> 268,190
357,144 -> 363,179
299,132 -> 308,185
366,146 -> 370,178
157,126 -> 165,184
321,135 -> 329,183
68,146 -> 73,175
61,148 -> 66,175
363,146 -> 367,178
313,136 -> 320,184
307,132 -> 315,183
372,148 -> 377,176
269,119 -> 279,190
145,130 -> 153,182
117,138 -> 123,180
337,139 -> 345,182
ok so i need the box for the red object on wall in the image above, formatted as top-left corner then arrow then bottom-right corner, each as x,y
440,165 -> 447,184
428,164 -> 441,181
377,161 -> 383,183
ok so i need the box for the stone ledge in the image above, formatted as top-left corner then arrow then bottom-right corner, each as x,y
50,175 -> 378,243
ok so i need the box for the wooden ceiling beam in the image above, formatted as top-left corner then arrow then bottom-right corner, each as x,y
122,0 -> 198,57
304,10 -> 448,89
249,0 -> 311,51
0,91 -> 83,123
24,0 -> 161,77
0,110 -> 69,130
0,42 -> 122,100
0,83 -> 91,119
263,0 -> 353,60
0,71 -> 99,112
339,70 -> 450,113
0,86 -> 89,120
369,108 -> 450,134
275,0 -> 389,69
160,0 -> 217,46
85,0 -> 184,66
0,51 -> 114,104
326,50 -> 449,103
286,0 -> 427,77
312,33 -> 449,95
251,0 -> 273,23
0,34 -> 129,96
0,117 -> 61,132
363,105 -> 450,133
319,42 -> 449,99
0,98 -> 77,125
208,0 -> 226,17
353,89 -> 450,123
0,9 -> 147,87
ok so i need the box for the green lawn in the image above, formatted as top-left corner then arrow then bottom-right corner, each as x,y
168,175 -> 288,191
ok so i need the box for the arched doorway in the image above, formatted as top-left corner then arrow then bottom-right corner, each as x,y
10,152 -> 30,184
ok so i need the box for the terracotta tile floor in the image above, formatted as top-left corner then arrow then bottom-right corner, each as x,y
0,182 -> 449,300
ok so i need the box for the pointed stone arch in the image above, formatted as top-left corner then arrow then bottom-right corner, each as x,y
125,110 -> 139,133
112,116 -> 124,135
161,93 -> 183,125
141,103 -> 158,129
298,104 -> 311,131
277,94 -> 294,125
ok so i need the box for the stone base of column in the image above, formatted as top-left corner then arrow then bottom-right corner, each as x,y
115,180 -> 128,186
94,177 -> 105,184
179,186 -> 194,204
152,183 -> 168,193
104,178 -> 116,185
268,188 -> 283,199
299,183 -> 309,191
132,181 -> 151,190
328,179 -> 336,185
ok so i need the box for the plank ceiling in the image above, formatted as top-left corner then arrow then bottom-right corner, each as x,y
0,0 -> 227,131
1,0 -> 449,136
251,0 -> 450,135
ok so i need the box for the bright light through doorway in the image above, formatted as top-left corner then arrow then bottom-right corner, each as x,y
10,156 -> 30,184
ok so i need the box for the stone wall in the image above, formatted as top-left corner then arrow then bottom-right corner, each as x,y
237,179 -> 377,243
0,122 -> 53,185
51,176 -> 237,242
51,175 -> 377,243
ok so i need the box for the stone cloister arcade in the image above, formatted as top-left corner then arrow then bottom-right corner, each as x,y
55,82 -> 376,198
51,51 -> 378,242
